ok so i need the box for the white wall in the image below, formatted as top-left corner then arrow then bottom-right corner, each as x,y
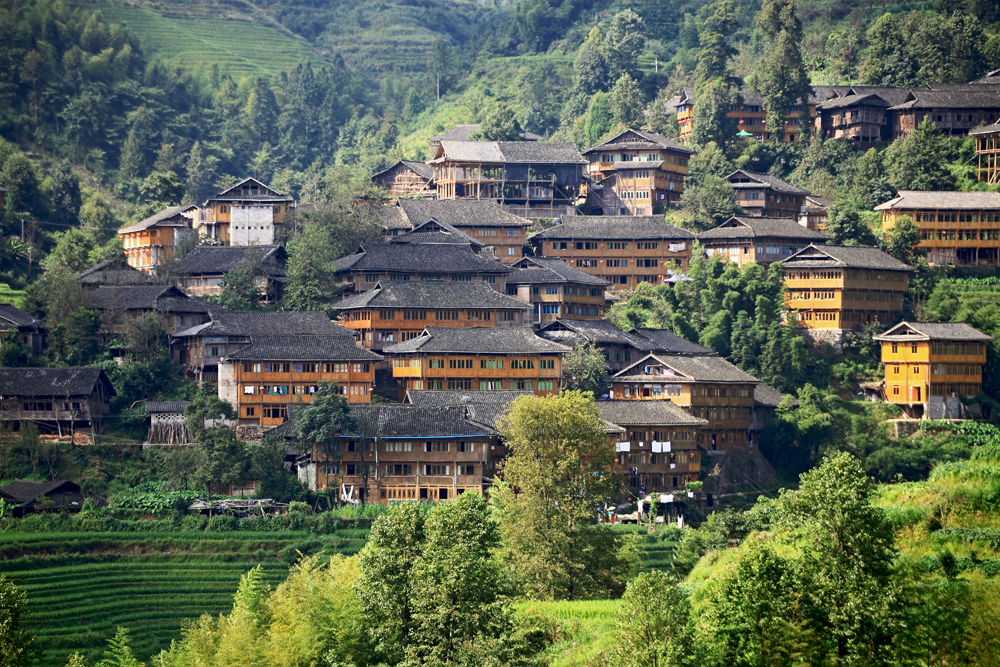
218,361 -> 238,408
229,205 -> 275,246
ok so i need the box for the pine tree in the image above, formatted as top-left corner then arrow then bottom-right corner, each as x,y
693,1 -> 742,147
185,141 -> 219,203
885,117 -> 956,192
860,14 -> 918,86
603,10 -> 646,81
751,0 -> 812,142
573,28 -> 610,96
609,73 -> 644,128
118,106 -> 153,180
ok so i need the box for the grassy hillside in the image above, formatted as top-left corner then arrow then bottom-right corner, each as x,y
2,522 -> 371,666
87,1 -> 328,80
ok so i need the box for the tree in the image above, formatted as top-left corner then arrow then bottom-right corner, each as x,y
574,28 -> 609,96
0,151 -> 44,221
219,250 -> 268,311
562,342 -> 609,395
185,141 -> 220,203
429,37 -> 452,100
860,14 -> 918,86
470,102 -> 523,141
610,571 -> 696,667
0,576 -> 37,667
692,78 -> 741,147
294,382 -> 355,495
585,93 -> 614,147
96,627 -> 141,667
885,118 -> 956,192
692,0 -> 741,146
824,200 -> 877,246
882,214 -> 922,265
191,426 -> 250,500
853,148 -> 894,209
609,74 -> 644,129
750,0 -> 812,142
680,175 -> 740,231
47,162 -> 82,226
48,307 -> 101,366
118,106 -> 154,180
604,10 -> 646,81
41,228 -> 96,275
80,194 -> 120,244
494,391 -> 631,600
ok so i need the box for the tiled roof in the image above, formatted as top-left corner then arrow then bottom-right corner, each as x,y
613,353 -> 759,383
207,177 -> 293,203
378,206 -> 413,230
372,160 -> 434,181
382,326 -> 570,355
584,129 -> 695,155
817,93 -> 891,110
0,480 -> 83,504
118,205 -> 196,234
783,244 -> 913,271
596,399 -> 708,426
404,389 -> 533,430
175,245 -> 285,276
874,191 -> 1000,211
398,199 -> 532,228
0,304 -> 42,329
429,125 -> 542,143
804,195 -> 832,209
507,257 -> 611,286
532,216 -> 695,241
970,119 -> 1000,137
225,335 -> 383,361
331,244 -> 512,274
434,141 -> 586,164
0,367 -> 115,397
726,170 -> 810,195
75,259 -> 159,286
89,285 -> 213,313
630,329 -> 715,355
145,401 -> 191,414
174,311 -> 354,338
753,383 -> 796,408
336,281 -> 530,310
875,321 -> 993,342
698,217 -> 830,241
889,89 -> 1000,111
538,318 -> 653,348
389,219 -> 483,246
341,405 -> 497,438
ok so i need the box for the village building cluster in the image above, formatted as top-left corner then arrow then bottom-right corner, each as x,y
6,75 -> 1000,506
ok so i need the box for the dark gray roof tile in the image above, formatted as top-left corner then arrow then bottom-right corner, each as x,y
507,257 -> 610,286
875,321 -> 993,342
174,312 -> 354,338
532,216 -> 695,241
726,170 -> 810,195
614,354 -> 759,383
398,199 -> 532,228
783,244 -> 913,271
225,335 -> 382,361
336,281 -> 530,311
331,244 -> 512,274
382,326 -> 570,355
595,399 -> 707,426
175,245 -> 285,276
630,329 -> 715,355
0,367 -> 115,397
698,217 -> 830,241
89,285 -> 212,313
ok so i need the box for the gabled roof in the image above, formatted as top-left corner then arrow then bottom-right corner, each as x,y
146,401 -> 191,414
613,353 -> 759,383
404,389 -> 532,430
0,304 -> 43,329
389,219 -> 483,247
533,216 -> 696,241
347,405 -> 498,438
433,141 -> 587,164
971,68 -> 1000,84
0,479 -> 81,504
0,367 -> 115,397
698,216 -> 829,241
398,199 -> 532,228
507,257 -> 611,287
538,319 -> 654,349
225,335 -> 382,362
584,128 -> 695,155
817,93 -> 891,111
629,328 -> 715,355
118,205 -> 197,234
726,170 -> 810,195
889,89 -> 1000,111
89,285 -> 213,313
372,160 -> 434,181
754,383 -> 797,408
874,191 -> 1000,211
336,280 -> 530,311
804,195 -> 832,209
174,311 -> 354,338
783,244 -> 913,271
331,244 -> 512,275
378,205 -> 413,230
75,259 -> 159,286
206,178 -> 293,203
175,245 -> 286,276
874,321 -> 993,342
382,326 -> 570,355
428,124 -> 542,143
970,119 -> 1000,137
595,400 -> 708,427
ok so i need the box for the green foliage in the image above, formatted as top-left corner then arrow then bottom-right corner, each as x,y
609,74 -> 643,129
692,1 -> 741,147
0,575 -> 37,667
886,118 -> 957,192
749,0 -> 811,142
470,102 -> 524,141
824,199 -> 877,246
562,342 -> 610,396
609,571 -> 695,667
882,214 -> 923,265
860,13 -> 918,86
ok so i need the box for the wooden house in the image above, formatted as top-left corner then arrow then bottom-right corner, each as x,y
609,353 -> 759,452
890,88 -> 1000,139
677,89 -> 818,144
628,328 -> 716,355
219,334 -> 383,428
381,326 -> 569,398
874,322 -> 992,419
531,215 -> 696,286
172,311 -> 356,384
0,304 -> 44,356
0,367 -> 115,438
596,400 -> 707,492
396,199 -> 532,263
698,216 -> 829,267
175,245 -> 286,303
146,401 -> 194,445
336,281 -> 531,351
387,219 -> 485,249
782,244 -> 911,334
196,178 -> 294,246
972,119 -> 1000,185
506,257 -> 610,325
429,141 -> 586,218
875,190 -> 1000,266
800,195 -> 832,231
88,285 -> 212,337
118,205 -> 198,271
817,92 -> 891,146
583,129 -> 694,213
75,258 -> 158,287
725,170 -> 810,218
0,480 -> 106,517
331,243 -> 512,298
538,319 -> 655,373
371,160 -> 436,199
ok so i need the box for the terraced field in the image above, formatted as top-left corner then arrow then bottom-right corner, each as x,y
92,2 -> 326,80
1,528 -> 370,666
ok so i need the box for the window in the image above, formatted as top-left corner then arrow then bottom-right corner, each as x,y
210,347 -> 220,356
553,242 -> 567,250
243,385 -> 256,394
479,380 -> 504,390
546,286 -> 559,295
457,441 -> 475,452
448,379 -> 473,390
508,247 -> 516,256
482,276 -> 497,284
385,464 -> 413,475
389,274 -> 410,281
436,310 -> 458,320
449,359 -> 474,369
425,465 -> 450,475
453,275 -> 471,281
636,242 -> 658,249
511,359 -> 535,369
606,259 -> 628,267
467,310 -> 491,321
365,274 -> 379,283
403,310 -> 426,320
480,359 -> 504,369
510,380 -> 533,390
352,363 -> 370,373
426,441 -> 450,452
326,362 -> 348,373
507,229 -> 519,237
245,406 -> 255,416
379,310 -> 396,320
575,242 -> 599,250
429,359 -> 446,368
538,380 -> 554,391
540,359 -> 555,369
542,305 -> 559,314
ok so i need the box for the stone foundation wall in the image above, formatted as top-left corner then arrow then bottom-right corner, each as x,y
794,326 -> 847,353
